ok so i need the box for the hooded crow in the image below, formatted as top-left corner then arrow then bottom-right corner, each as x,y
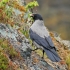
29,13 -> 61,62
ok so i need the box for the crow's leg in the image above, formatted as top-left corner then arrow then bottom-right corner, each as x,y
42,50 -> 45,59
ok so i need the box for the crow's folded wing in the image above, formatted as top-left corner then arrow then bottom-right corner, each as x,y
29,29 -> 55,49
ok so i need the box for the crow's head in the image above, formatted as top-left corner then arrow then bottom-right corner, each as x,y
30,13 -> 43,21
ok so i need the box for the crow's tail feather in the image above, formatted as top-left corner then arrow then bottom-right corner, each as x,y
44,48 -> 61,62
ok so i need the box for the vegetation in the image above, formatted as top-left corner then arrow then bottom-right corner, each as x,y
0,52 -> 8,70
0,38 -> 21,70
0,0 -> 26,26
25,1 -> 39,10
66,54 -> 70,69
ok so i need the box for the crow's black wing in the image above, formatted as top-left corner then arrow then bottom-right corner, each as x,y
29,29 -> 55,49
29,29 -> 61,62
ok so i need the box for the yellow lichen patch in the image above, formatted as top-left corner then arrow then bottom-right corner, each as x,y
66,54 -> 70,69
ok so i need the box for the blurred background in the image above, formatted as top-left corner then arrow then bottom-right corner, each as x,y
26,0 -> 70,40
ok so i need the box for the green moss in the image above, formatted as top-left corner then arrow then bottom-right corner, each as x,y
21,29 -> 29,38
8,47 -> 18,58
0,39 -> 4,43
1,43 -> 8,49
0,52 -> 8,70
